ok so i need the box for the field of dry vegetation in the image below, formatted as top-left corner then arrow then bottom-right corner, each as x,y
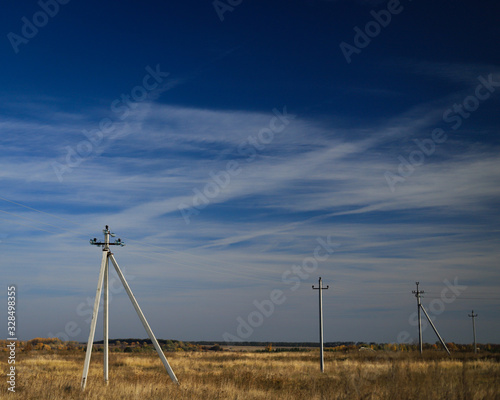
2,349 -> 500,399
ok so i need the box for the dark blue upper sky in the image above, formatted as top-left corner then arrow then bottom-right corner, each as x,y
1,0 -> 499,344
2,1 -> 499,116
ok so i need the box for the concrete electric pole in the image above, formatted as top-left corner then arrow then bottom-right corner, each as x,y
412,282 -> 424,354
81,226 -> 179,390
468,310 -> 478,354
412,282 -> 450,356
312,277 -> 329,372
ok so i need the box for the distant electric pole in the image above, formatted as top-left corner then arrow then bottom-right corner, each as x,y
312,277 -> 329,373
412,282 -> 424,354
411,282 -> 450,356
468,310 -> 478,354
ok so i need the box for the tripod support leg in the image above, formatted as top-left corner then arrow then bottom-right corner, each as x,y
109,254 -> 179,385
81,250 -> 108,390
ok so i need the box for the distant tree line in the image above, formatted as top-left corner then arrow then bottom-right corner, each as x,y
2,338 -> 499,354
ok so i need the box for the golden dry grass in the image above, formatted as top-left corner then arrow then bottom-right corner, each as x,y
1,350 -> 500,399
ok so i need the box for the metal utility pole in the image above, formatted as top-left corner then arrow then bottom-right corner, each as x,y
312,277 -> 329,373
412,282 -> 424,354
468,310 -> 478,354
81,226 -> 179,390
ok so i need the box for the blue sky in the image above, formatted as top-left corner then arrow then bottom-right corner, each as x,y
1,0 -> 499,345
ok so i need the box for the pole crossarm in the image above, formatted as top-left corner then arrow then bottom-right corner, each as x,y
81,225 -> 179,390
312,277 -> 330,291
412,281 -> 424,299
90,225 -> 125,248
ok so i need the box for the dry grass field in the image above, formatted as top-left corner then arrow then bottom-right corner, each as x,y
2,350 -> 500,399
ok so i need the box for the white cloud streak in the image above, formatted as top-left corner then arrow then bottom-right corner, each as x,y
1,67 -> 499,342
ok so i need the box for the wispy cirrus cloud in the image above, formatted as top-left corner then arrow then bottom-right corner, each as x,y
1,64 -> 499,342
